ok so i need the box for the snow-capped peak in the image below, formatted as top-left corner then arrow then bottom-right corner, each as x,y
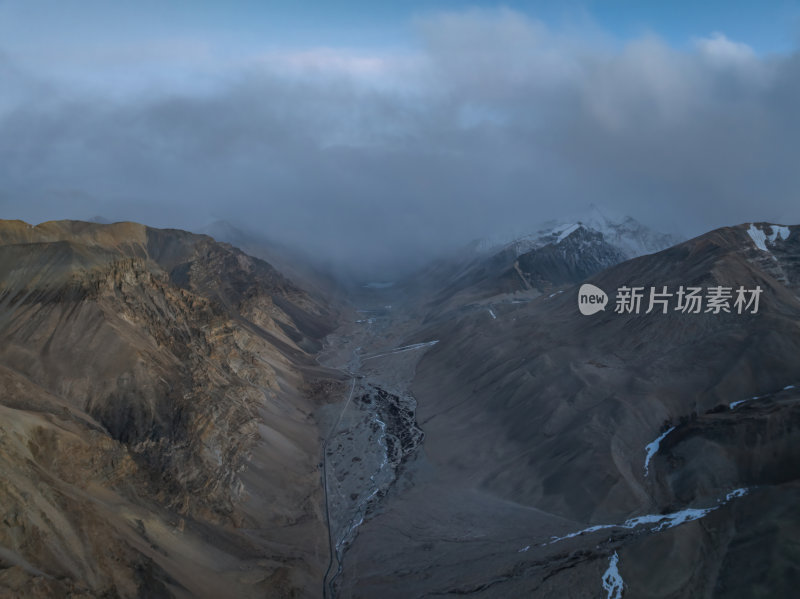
555,223 -> 582,243
473,206 -> 681,260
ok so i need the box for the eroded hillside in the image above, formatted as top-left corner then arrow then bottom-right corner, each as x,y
0,220 -> 343,598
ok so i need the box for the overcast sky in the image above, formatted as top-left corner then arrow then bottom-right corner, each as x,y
2,1 -> 800,276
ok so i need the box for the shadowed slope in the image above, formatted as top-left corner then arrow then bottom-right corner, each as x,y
338,223 -> 800,597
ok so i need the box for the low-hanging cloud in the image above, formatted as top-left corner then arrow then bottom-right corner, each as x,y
1,8 -> 799,277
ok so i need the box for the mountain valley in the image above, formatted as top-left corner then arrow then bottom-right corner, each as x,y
0,218 -> 798,598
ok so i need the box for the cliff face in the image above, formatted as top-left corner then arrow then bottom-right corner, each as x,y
0,220 -> 342,598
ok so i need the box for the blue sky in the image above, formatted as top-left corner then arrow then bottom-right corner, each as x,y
3,0 -> 797,99
2,0 -> 798,55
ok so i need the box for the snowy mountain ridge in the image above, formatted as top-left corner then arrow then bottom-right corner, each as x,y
475,205 -> 682,260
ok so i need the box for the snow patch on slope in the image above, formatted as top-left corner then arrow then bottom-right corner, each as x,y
542,488 -> 749,546
747,224 -> 768,251
644,426 -> 675,477
556,223 -> 581,243
602,552 -> 624,599
771,226 -> 791,242
729,382 -> 798,409
729,397 -> 758,409
747,223 -> 791,252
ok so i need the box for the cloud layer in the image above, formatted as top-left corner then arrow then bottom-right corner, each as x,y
1,9 -> 799,276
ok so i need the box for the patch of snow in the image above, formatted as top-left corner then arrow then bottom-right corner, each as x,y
644,426 -> 675,477
650,507 -> 715,532
724,488 -> 748,501
546,488 -> 749,546
556,223 -> 581,243
550,222 -> 575,234
768,225 -> 791,243
602,552 -> 624,599
729,398 -> 752,409
730,382 -> 797,409
548,524 -> 616,543
747,224 -> 769,251
748,223 -> 791,252
488,309 -> 497,319
518,545 -> 530,553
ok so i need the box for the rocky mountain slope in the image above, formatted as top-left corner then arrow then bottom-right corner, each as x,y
0,220 -> 343,598
198,220 -> 346,306
334,222 -> 800,598
412,211 -> 680,316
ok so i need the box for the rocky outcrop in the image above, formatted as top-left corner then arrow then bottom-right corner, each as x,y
515,225 -> 626,291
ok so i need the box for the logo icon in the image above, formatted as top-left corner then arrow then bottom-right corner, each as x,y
578,283 -> 608,315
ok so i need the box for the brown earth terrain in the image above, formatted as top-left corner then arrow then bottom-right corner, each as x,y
0,220 -> 344,598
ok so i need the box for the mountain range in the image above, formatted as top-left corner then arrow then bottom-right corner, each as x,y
0,216 -> 798,598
